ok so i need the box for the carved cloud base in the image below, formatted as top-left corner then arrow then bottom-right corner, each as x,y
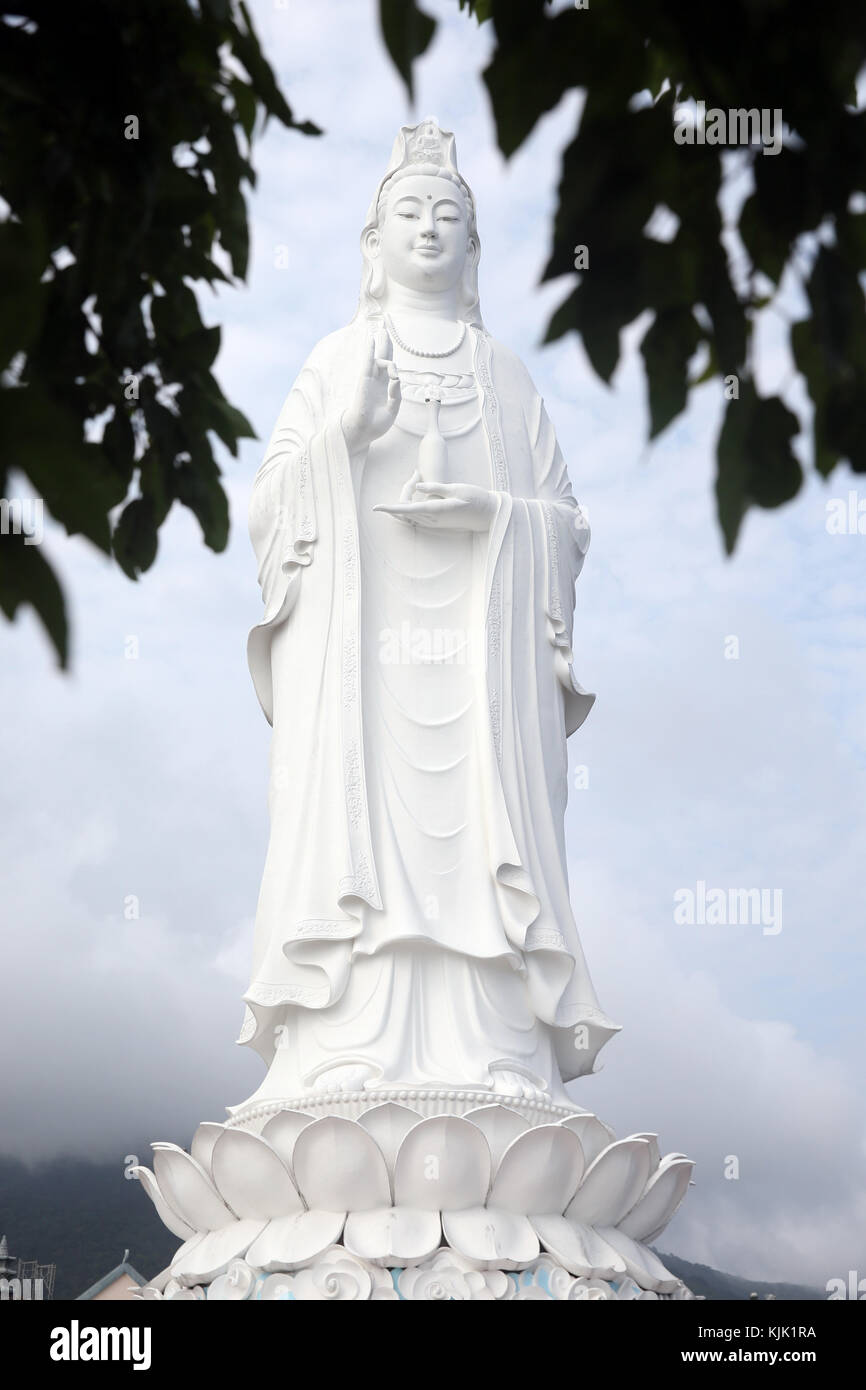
141,1250 -> 696,1301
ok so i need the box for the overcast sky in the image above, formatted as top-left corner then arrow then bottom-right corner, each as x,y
1,0 -> 864,1289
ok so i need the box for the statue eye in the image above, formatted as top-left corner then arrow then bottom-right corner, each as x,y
397,211 -> 419,219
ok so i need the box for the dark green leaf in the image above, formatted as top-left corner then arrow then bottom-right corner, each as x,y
173,460 -> 229,551
0,528 -> 68,667
112,496 -> 160,579
379,0 -> 436,100
716,386 -> 802,553
231,76 -> 257,142
458,0 -> 492,20
0,218 -> 48,371
0,385 -> 127,551
640,307 -> 702,438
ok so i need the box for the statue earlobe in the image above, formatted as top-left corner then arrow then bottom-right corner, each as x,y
369,259 -> 386,300
460,238 -> 480,320
363,227 -> 386,300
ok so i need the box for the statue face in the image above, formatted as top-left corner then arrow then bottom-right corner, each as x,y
374,173 -> 472,294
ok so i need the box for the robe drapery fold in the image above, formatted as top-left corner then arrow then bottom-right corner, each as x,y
241,321 -> 620,1085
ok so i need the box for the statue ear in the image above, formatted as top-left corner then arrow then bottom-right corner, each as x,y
460,237 -> 480,313
363,227 -> 386,300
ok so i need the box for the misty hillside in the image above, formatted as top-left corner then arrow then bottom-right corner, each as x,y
0,1153 -> 822,1301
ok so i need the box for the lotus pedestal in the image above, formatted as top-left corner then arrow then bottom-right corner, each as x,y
134,1091 -> 695,1302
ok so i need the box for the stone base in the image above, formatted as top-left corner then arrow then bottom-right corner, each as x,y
133,1098 -> 695,1302
139,1249 -> 696,1301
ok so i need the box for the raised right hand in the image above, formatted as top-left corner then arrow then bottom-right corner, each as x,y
341,324 -> 401,454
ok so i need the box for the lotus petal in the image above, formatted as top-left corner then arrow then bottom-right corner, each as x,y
245,1211 -> 346,1270
260,1109 -> 315,1167
160,1235 -> 204,1287
462,1105 -> 530,1168
343,1206 -> 442,1264
393,1116 -> 491,1210
628,1132 -> 661,1171
145,1264 -> 172,1293
489,1125 -> 584,1214
565,1137 -> 652,1227
357,1103 -> 421,1175
170,1219 -> 266,1286
531,1215 -> 625,1279
152,1143 -> 236,1231
211,1128 -> 303,1220
596,1226 -> 681,1293
190,1122 -> 225,1179
558,1113 -> 615,1166
132,1166 -> 196,1241
618,1156 -> 694,1243
292,1116 -> 391,1211
442,1206 -> 538,1265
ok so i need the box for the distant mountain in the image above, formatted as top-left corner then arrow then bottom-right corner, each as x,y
0,1153 -> 824,1301
655,1250 -> 823,1301
0,1151 -> 177,1300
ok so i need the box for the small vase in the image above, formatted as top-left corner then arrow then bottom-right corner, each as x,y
418,388 -> 447,482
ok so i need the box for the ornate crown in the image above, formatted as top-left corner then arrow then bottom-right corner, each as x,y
366,118 -> 475,228
404,117 -> 457,167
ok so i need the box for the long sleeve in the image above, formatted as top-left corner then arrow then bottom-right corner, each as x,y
249,362 -> 323,618
247,359 -> 326,725
524,392 -> 594,733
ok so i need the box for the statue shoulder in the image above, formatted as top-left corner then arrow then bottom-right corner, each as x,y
483,334 -> 560,449
275,325 -> 365,418
483,334 -> 540,399
298,323 -> 361,375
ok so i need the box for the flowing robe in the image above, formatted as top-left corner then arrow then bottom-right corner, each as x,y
240,318 -> 619,1097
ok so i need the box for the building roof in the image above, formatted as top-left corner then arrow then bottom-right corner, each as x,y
76,1259 -> 149,1301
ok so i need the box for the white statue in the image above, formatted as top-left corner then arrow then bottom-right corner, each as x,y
238,119 -> 620,1109
133,123 -> 694,1302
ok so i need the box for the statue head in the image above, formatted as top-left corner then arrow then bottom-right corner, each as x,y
356,118 -> 483,326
